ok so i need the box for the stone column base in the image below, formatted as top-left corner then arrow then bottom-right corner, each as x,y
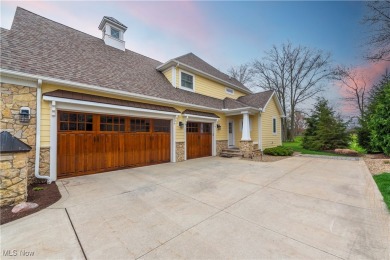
176,142 -> 185,162
240,140 -> 253,158
216,140 -> 228,155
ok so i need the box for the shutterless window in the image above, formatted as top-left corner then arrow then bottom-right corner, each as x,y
59,112 -> 93,131
181,72 -> 194,90
273,118 -> 277,134
226,88 -> 234,95
111,27 -> 120,39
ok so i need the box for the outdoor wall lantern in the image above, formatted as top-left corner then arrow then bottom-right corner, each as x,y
179,121 -> 184,128
19,107 -> 31,123
217,124 -> 221,130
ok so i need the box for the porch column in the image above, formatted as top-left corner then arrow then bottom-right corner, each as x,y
241,111 -> 251,141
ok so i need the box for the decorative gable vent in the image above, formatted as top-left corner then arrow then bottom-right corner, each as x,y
98,16 -> 127,51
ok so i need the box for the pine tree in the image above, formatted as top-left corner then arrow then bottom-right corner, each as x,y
303,98 -> 350,150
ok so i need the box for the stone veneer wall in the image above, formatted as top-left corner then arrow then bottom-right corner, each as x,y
216,140 -> 228,155
1,83 -> 37,184
176,142 -> 185,162
240,140 -> 254,158
39,147 -> 50,177
0,153 -> 28,206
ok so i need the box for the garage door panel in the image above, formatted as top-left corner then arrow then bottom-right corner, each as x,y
186,122 -> 212,160
57,112 -> 171,178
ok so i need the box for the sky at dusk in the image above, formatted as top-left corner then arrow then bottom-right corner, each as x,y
1,1 -> 389,116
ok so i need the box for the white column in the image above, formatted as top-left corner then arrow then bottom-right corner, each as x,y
49,101 -> 57,181
241,111 -> 251,141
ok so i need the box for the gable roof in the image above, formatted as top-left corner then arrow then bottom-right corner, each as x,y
0,131 -> 32,153
0,7 -> 226,110
157,53 -> 252,94
182,109 -> 219,118
99,16 -> 127,30
237,90 -> 274,109
0,8 -> 277,114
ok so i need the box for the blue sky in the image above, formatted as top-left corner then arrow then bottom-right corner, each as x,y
1,1 -> 388,115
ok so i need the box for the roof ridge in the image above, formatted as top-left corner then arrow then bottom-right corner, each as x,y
14,7 -> 163,64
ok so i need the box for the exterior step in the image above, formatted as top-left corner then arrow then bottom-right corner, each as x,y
220,148 -> 242,158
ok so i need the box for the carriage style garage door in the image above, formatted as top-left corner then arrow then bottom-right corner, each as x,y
186,122 -> 212,159
57,111 -> 171,178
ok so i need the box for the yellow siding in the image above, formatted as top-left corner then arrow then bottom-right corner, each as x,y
40,83 -> 226,146
175,69 -> 246,100
162,68 -> 173,85
261,96 -> 282,149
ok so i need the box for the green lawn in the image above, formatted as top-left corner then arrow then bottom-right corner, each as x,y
283,137 -> 343,156
373,173 -> 390,211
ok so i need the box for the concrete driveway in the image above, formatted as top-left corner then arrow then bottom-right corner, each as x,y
1,156 -> 389,259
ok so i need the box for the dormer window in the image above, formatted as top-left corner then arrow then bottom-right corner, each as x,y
111,27 -> 120,39
180,71 -> 195,91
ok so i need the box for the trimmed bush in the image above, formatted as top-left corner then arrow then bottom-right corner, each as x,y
264,146 -> 294,156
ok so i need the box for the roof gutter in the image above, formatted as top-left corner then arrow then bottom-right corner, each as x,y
34,79 -> 52,183
0,69 -> 222,113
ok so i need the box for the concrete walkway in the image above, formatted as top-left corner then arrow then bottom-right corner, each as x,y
1,157 -> 389,259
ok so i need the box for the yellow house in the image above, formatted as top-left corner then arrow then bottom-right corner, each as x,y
0,8 -> 284,182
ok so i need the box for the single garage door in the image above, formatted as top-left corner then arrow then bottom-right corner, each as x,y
186,122 -> 212,159
57,111 -> 171,178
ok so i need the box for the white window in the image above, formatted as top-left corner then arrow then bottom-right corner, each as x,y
272,117 -> 277,134
226,88 -> 234,95
180,71 -> 194,90
111,27 -> 120,39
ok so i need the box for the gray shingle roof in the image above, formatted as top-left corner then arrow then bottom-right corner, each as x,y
0,8 -> 275,113
182,109 -> 219,118
173,53 -> 252,94
237,90 -> 274,109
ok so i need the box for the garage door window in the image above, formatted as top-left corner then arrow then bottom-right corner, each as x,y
59,112 -> 93,131
201,123 -> 211,133
100,116 -> 125,131
186,122 -> 199,132
154,119 -> 170,132
130,118 -> 150,132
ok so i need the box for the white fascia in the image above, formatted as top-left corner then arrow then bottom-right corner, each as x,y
222,107 -> 259,116
182,113 -> 219,123
42,96 -> 181,118
157,60 -> 253,95
0,69 -> 222,113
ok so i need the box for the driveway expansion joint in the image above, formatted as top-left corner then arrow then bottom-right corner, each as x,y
65,208 -> 88,260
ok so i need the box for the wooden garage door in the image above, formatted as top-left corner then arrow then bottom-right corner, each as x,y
57,111 -> 171,178
186,122 -> 212,159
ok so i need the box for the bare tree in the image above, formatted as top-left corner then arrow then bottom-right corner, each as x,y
294,110 -> 307,136
333,66 -> 368,119
252,42 -> 332,140
227,63 -> 254,86
363,1 -> 390,61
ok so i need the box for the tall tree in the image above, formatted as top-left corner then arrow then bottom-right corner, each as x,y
363,1 -> 390,61
303,98 -> 350,151
252,42 -> 332,140
227,63 -> 254,86
333,66 -> 368,119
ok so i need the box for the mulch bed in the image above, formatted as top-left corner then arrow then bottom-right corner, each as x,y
0,182 -> 61,225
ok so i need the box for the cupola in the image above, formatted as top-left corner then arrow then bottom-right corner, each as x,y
98,16 -> 127,51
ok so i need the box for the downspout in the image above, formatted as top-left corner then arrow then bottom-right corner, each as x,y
35,79 -> 51,183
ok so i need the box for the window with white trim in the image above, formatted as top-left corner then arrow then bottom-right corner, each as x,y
226,88 -> 234,95
180,72 -> 194,90
272,118 -> 277,134
111,27 -> 120,39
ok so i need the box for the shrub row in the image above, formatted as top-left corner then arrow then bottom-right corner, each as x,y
263,146 -> 294,156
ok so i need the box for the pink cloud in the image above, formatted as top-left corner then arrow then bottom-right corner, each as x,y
118,1 -> 214,51
337,60 -> 390,116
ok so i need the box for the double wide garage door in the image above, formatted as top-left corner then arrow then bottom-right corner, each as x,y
57,111 -> 171,178
186,122 -> 212,159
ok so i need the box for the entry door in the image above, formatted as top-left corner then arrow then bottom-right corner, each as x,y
228,120 -> 234,147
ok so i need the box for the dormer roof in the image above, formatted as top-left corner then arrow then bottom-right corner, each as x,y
157,53 -> 252,94
98,16 -> 127,31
